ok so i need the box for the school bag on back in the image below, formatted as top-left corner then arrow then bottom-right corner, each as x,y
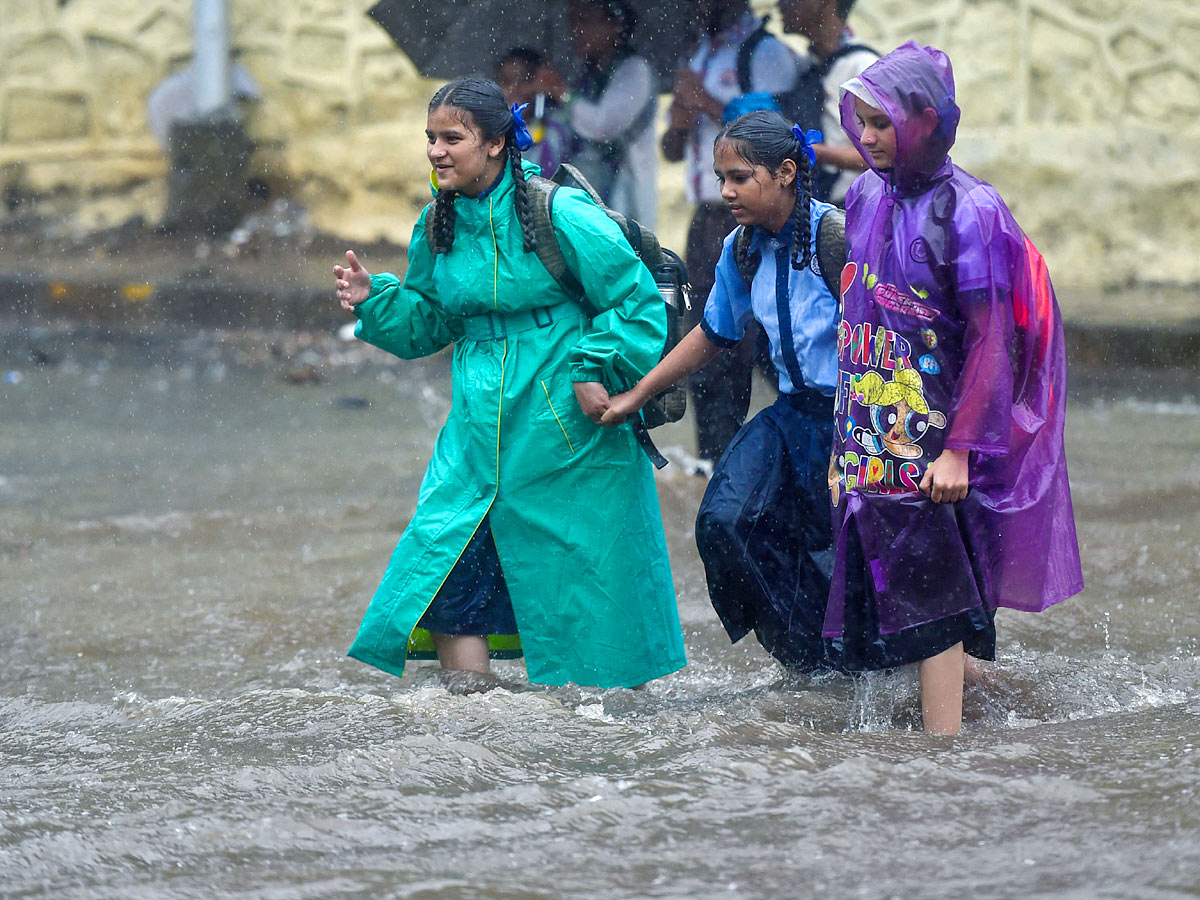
772,43 -> 877,201
525,162 -> 690,468
733,206 -> 847,299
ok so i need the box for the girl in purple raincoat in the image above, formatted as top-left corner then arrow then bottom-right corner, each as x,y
829,42 -> 1083,733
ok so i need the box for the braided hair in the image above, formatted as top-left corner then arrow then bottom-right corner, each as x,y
714,110 -> 815,271
427,77 -> 537,254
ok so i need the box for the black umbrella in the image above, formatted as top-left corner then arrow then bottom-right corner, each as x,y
367,0 -> 696,87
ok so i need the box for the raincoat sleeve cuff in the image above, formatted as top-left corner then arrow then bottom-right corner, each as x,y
569,363 -> 606,384
351,273 -> 396,321
943,437 -> 1008,456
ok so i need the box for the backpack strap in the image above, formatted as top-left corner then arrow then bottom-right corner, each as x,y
815,43 -> 878,78
815,207 -> 846,299
733,225 -> 760,291
524,173 -> 599,317
735,17 -> 771,95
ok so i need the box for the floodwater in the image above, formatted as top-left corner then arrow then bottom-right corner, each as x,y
1,324 -> 1197,899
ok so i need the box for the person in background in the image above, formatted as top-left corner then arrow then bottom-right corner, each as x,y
495,46 -> 572,179
777,0 -> 877,205
537,0 -> 658,226
661,0 -> 800,467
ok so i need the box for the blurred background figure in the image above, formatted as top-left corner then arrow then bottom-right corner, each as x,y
539,0 -> 658,226
495,46 -> 573,179
661,0 -> 800,467
778,0 -> 877,205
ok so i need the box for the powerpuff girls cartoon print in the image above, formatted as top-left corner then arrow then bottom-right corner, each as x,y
823,41 -> 1083,643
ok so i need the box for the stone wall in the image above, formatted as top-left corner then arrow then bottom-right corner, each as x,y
1,0 -> 1197,292
843,0 -> 1200,295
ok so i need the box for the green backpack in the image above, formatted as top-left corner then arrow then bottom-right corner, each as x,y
525,164 -> 689,438
732,205 -> 847,298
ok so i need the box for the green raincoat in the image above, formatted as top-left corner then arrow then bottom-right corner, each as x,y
347,161 -> 686,688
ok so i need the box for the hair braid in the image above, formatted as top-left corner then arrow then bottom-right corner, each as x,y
790,161 -> 814,271
735,225 -> 754,275
508,141 -> 537,253
432,188 -> 458,254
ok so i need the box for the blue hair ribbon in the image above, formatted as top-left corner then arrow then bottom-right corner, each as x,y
791,124 -> 823,167
510,102 -> 534,151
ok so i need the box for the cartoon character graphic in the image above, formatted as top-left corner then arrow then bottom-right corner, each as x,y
849,365 -> 946,459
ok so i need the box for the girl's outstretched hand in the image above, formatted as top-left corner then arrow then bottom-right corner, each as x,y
599,390 -> 644,427
919,447 -> 970,503
333,250 -> 371,312
573,381 -> 611,424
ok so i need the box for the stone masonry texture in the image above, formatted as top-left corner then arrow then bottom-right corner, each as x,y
1,0 -> 1197,293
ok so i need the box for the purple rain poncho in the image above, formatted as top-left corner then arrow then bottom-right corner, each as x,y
825,42 -> 1083,640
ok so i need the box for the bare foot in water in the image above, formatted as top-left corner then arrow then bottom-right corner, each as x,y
438,669 -> 507,695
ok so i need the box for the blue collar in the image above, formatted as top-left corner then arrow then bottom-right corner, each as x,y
751,215 -> 798,254
474,167 -> 508,201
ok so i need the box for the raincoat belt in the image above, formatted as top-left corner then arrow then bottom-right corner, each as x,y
462,300 -> 584,341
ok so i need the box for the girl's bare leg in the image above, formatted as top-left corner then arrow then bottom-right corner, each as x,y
431,633 -> 490,674
918,642 -> 965,735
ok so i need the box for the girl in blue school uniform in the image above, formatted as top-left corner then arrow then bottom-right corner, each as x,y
601,109 -> 841,667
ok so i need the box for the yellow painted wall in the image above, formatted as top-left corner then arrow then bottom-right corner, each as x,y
1,0 -> 1198,291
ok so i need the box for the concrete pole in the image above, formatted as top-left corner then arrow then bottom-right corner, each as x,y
163,0 -> 250,232
192,0 -> 232,116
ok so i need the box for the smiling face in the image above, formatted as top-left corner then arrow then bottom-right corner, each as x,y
713,140 -> 797,233
853,95 -> 897,170
425,105 -> 507,197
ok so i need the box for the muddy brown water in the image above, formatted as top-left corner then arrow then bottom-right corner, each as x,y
1,324 -> 1197,899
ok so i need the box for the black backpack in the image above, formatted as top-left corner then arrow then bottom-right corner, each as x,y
775,44 -> 877,201
733,206 -> 847,299
736,22 -> 876,202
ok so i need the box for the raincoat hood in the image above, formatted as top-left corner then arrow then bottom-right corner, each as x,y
839,41 -> 961,195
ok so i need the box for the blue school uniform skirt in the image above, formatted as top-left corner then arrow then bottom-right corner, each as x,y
417,518 -> 518,636
696,390 -> 994,673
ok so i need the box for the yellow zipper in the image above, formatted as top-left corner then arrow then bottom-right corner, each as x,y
490,196 -> 506,475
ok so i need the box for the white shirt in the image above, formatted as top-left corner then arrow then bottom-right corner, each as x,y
683,15 -> 800,205
569,55 -> 658,227
817,46 -> 878,204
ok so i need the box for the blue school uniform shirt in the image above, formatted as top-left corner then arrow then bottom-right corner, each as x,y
700,200 -> 840,396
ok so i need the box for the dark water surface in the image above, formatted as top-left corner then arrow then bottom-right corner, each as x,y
2,326 -> 1197,899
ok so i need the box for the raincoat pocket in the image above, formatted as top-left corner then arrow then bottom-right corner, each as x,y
533,376 -> 632,469
538,378 -> 587,456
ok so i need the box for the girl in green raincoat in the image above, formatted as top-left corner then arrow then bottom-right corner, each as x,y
333,78 -> 686,690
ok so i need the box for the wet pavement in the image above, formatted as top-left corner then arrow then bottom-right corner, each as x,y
1,221 -> 1198,367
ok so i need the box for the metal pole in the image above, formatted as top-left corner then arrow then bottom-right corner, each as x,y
192,0 -> 232,117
